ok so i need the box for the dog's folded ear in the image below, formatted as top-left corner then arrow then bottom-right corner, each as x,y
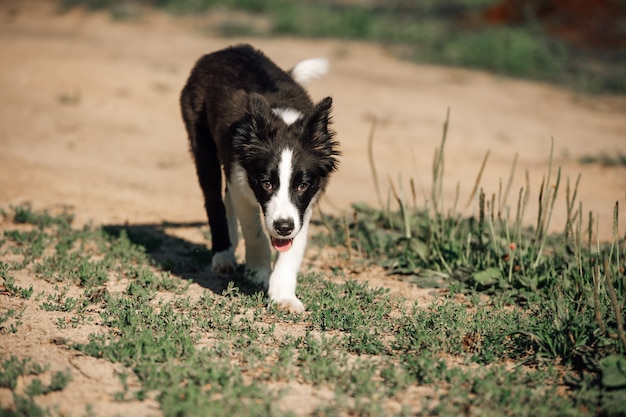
303,97 -> 340,173
233,93 -> 274,164
234,92 -> 274,148
246,92 -> 273,135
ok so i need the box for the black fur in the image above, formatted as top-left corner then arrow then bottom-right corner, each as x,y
180,44 -> 339,257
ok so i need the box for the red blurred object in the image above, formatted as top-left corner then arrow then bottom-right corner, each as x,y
482,0 -> 625,48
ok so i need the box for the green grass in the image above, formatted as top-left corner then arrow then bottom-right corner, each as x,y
59,0 -> 626,94
0,356 -> 72,417
1,137 -> 625,417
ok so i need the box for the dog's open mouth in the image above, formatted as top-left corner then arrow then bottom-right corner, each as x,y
271,237 -> 293,252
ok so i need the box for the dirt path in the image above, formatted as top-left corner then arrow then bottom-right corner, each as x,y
0,1 -> 625,416
1,1 -> 625,236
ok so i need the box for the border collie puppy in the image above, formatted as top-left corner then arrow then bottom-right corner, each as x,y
180,44 -> 339,313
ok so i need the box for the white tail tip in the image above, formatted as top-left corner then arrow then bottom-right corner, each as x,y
290,58 -> 329,85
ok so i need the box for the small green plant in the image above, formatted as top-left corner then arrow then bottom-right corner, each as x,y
40,284 -> 83,312
1,265 -> 33,299
0,306 -> 27,334
0,357 -> 47,390
24,370 -> 71,396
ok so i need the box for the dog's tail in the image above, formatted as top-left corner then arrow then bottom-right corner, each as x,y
289,58 -> 329,86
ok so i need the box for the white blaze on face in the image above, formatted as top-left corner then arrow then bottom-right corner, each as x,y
265,148 -> 300,240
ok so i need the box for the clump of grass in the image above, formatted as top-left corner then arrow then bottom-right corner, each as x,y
579,151 -> 626,168
1,264 -> 34,299
57,90 -> 81,106
325,110 -> 625,371
414,25 -> 568,81
0,356 -> 72,417
0,306 -> 27,334
10,205 -> 74,228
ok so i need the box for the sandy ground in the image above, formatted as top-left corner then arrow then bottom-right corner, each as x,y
1,1 -> 625,415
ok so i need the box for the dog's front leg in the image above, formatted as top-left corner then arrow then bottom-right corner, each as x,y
228,181 -> 272,289
267,210 -> 311,314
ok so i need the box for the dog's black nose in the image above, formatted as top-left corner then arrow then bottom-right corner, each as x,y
274,219 -> 294,236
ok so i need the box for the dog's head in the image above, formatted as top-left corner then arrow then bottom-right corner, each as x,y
233,93 -> 339,252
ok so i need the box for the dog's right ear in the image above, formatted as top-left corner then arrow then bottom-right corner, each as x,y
233,93 -> 273,165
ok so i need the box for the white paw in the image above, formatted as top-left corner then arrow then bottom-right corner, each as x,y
245,268 -> 270,290
269,296 -> 305,314
211,248 -> 236,275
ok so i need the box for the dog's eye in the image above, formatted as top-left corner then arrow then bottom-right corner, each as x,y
260,179 -> 273,191
297,182 -> 309,192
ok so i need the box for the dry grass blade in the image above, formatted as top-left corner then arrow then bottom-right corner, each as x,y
501,152 -> 518,211
478,189 -> 486,247
533,166 -> 561,269
524,170 -> 531,217
410,178 -> 417,212
389,176 -> 411,239
486,194 -> 500,259
564,174 -> 582,240
352,209 -> 362,258
366,115 -> 384,210
609,201 -> 620,267
513,187 -> 526,279
498,179 -> 503,218
513,173 -> 530,276
604,257 -> 626,351
536,175 -> 546,241
592,262 -> 606,334
587,210 -> 593,253
432,108 -> 450,216
535,138 -> 555,242
575,201 -> 584,276
465,150 -> 491,209
452,181 -> 460,217
514,183 -> 530,242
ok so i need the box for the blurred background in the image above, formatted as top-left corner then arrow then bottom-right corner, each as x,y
57,0 -> 626,94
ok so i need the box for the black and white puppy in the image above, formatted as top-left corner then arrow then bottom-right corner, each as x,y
180,44 -> 339,313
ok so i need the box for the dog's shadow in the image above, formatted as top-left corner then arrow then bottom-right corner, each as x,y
102,221 -> 260,296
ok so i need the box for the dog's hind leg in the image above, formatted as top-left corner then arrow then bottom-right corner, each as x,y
224,186 -> 239,250
196,144 -> 237,274
228,180 -> 271,289
181,95 -> 236,274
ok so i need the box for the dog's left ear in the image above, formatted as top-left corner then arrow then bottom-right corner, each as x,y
246,92 -> 273,138
303,97 -> 340,173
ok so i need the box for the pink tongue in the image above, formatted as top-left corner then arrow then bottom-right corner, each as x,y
272,237 -> 293,252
